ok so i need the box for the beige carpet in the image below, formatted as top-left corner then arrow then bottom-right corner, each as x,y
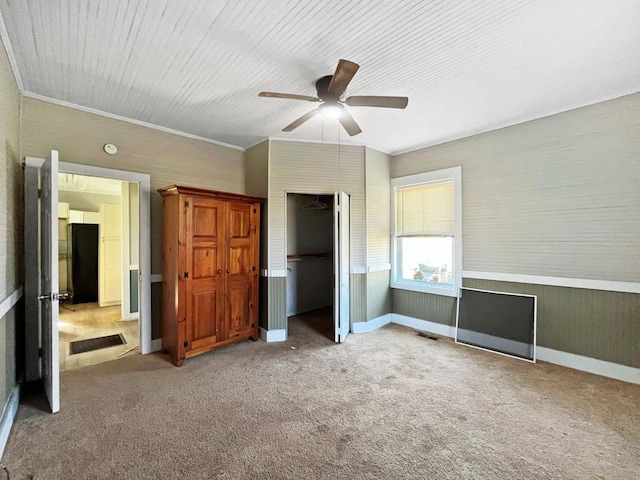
3,314 -> 639,479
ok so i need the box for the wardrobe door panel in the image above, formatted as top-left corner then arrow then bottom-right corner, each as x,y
193,247 -> 216,278
225,202 -> 258,338
227,280 -> 253,338
186,197 -> 225,352
189,288 -> 220,350
226,203 -> 254,275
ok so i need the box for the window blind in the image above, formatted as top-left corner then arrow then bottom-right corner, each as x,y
396,181 -> 454,235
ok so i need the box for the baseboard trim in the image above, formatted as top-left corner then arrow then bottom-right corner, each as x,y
352,314 -> 392,333
0,386 -> 20,460
0,287 -> 23,320
259,327 -> 287,342
150,338 -> 162,352
388,313 -> 639,385
391,314 -> 456,338
537,347 -> 640,385
99,301 -> 120,307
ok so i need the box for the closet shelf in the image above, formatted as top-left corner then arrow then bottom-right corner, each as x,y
287,253 -> 333,262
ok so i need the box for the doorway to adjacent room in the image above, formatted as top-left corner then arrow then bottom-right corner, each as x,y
57,173 -> 141,371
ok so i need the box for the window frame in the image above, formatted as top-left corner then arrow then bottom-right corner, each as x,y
391,166 -> 462,297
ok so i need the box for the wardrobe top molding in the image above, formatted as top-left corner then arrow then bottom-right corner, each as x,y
157,185 -> 265,203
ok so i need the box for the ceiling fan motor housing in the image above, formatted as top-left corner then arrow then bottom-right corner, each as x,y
316,75 -> 341,103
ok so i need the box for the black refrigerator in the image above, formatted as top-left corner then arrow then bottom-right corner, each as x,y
67,223 -> 99,304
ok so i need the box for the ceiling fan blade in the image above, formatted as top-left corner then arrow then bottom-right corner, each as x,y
259,92 -> 320,102
345,96 -> 409,109
328,59 -> 360,95
338,109 -> 362,136
282,109 -> 320,132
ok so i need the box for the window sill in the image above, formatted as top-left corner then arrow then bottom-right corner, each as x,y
390,280 -> 458,297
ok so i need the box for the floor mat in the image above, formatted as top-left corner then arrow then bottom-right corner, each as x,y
70,334 -> 126,355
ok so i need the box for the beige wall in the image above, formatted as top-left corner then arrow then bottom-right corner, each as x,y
268,140 -> 366,270
365,147 -> 391,268
245,140 -> 268,198
0,34 -> 22,426
392,93 -> 640,283
390,93 -> 640,368
363,147 -> 391,322
20,97 -> 245,273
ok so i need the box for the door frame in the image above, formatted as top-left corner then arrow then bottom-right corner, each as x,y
120,182 -> 138,321
283,191 -> 350,341
25,157 -> 153,355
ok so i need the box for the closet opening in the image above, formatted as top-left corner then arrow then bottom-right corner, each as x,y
286,193 -> 335,341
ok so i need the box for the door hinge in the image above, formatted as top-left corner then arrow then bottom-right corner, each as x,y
184,272 -> 189,278
184,201 -> 190,208
250,303 -> 253,308
253,208 -> 257,214
183,342 -> 188,348
38,347 -> 43,358
38,292 -> 70,301
37,189 -> 42,199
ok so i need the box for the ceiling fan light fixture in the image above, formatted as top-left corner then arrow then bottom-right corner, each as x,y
320,103 -> 342,119
259,59 -> 407,135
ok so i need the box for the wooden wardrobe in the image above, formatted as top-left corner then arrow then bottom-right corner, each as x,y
158,185 -> 263,366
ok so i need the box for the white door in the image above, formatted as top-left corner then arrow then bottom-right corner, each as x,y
334,192 -> 350,343
40,150 -> 61,413
99,203 -> 122,306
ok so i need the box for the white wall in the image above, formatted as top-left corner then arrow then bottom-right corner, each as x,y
58,190 -> 120,212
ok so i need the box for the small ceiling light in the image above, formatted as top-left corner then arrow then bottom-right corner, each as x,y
103,143 -> 118,155
320,103 -> 342,119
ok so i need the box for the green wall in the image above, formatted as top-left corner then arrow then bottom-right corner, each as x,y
391,279 -> 640,369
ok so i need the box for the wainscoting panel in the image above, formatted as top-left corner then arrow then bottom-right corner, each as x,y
367,269 -> 390,321
391,288 -> 457,326
268,276 -> 287,331
350,274 -> 367,324
463,278 -> 640,368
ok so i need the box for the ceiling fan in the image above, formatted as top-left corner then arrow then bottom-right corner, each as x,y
259,59 -> 408,136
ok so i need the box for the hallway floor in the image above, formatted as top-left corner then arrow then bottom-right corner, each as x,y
58,302 -> 139,371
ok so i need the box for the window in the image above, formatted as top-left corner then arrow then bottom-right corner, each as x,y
391,167 -> 462,296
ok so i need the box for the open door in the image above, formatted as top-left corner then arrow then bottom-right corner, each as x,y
39,150 -> 61,413
334,192 -> 350,343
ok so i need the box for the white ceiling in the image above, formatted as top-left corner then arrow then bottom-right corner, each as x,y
58,173 -> 122,196
1,0 -> 639,154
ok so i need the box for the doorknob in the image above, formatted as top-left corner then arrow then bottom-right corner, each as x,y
217,269 -> 222,274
